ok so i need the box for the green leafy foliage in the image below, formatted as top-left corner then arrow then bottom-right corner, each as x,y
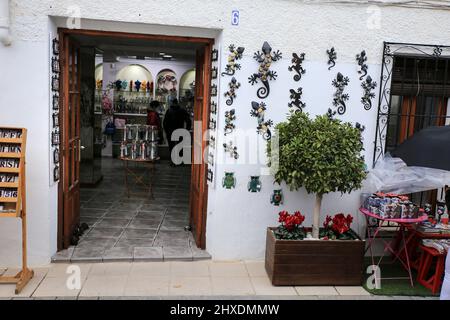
267,112 -> 367,195
319,228 -> 359,240
274,225 -> 306,240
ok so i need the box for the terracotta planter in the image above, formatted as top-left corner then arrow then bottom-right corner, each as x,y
265,227 -> 365,286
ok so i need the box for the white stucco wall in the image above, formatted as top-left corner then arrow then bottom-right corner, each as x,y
1,0 -> 450,265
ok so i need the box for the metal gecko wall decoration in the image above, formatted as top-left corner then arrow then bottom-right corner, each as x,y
224,109 -> 236,135
356,50 -> 368,80
355,122 -> 366,145
248,41 -> 282,99
327,47 -> 337,70
224,77 -> 241,106
250,101 -> 273,140
361,75 -> 377,110
288,88 -> 306,113
222,44 -> 245,76
332,72 -> 350,115
223,142 -> 239,159
288,53 -> 306,81
327,108 -> 336,119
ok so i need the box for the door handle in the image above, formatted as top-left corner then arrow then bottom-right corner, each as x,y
77,140 -> 83,162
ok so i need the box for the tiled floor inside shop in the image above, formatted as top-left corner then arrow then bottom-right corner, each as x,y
52,157 -> 210,262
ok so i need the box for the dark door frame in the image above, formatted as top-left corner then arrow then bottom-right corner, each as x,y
57,27 -> 214,250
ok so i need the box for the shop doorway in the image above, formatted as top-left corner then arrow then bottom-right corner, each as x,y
57,28 -> 212,259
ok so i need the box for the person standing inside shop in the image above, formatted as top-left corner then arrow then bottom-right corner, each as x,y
147,100 -> 162,143
163,99 -> 191,166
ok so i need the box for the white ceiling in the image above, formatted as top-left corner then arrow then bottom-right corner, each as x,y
72,34 -> 202,61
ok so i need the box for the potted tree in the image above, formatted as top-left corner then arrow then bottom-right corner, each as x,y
265,112 -> 367,286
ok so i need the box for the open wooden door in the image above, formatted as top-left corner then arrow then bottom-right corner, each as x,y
59,34 -> 81,249
189,44 -> 211,249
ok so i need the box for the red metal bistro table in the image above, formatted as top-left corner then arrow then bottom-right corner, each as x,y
359,207 -> 428,287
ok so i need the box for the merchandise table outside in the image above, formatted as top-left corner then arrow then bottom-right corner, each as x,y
120,157 -> 160,199
359,207 -> 427,287
404,227 -> 450,271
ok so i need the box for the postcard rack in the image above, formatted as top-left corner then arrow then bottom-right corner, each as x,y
0,127 -> 34,294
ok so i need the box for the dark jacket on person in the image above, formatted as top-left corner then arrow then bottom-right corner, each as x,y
163,104 -> 192,136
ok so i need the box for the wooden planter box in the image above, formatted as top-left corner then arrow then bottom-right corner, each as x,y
265,227 -> 365,286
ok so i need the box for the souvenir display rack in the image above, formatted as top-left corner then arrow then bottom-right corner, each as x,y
113,90 -> 153,115
120,125 -> 160,198
0,127 -> 34,294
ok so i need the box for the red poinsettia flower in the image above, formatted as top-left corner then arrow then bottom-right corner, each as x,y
329,213 -> 354,235
278,210 -> 305,231
278,210 -> 289,223
345,214 -> 353,226
323,215 -> 332,229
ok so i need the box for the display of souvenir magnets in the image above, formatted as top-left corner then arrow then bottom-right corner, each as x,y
53,147 -> 60,164
52,112 -> 59,128
210,101 -> 217,114
222,172 -> 236,189
52,38 -> 59,55
210,84 -> 218,96
209,136 -> 216,149
211,66 -> 218,79
211,49 -> 219,62
51,130 -> 60,146
52,57 -> 60,73
208,152 -> 214,166
270,189 -> 283,206
54,165 -> 60,182
53,94 -> 59,110
207,168 -> 214,182
52,75 -> 60,92
209,118 -> 217,130
247,176 -> 262,193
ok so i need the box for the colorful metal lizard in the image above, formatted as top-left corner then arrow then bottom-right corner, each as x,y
221,44 -> 245,76
250,101 -> 273,140
248,41 -> 282,99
